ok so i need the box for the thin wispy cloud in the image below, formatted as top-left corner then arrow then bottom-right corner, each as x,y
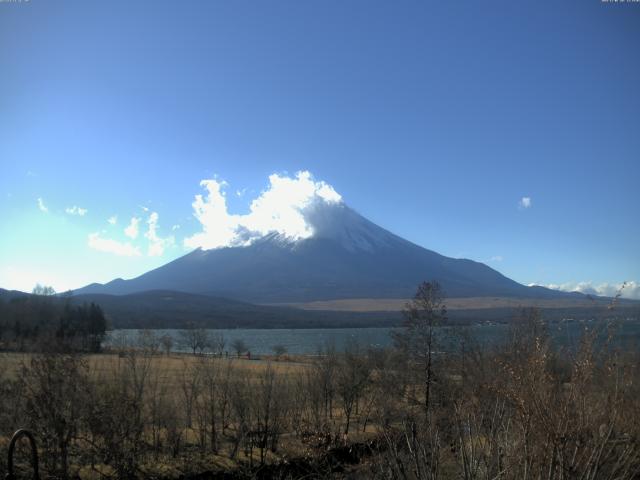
87,233 -> 141,257
519,196 -> 532,209
86,212 -> 173,258
65,205 -> 88,216
124,217 -> 141,239
184,171 -> 342,250
107,215 -> 118,225
489,255 -> 504,262
144,212 -> 174,256
37,197 -> 48,213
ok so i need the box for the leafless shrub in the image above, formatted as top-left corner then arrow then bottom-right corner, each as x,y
336,340 -> 371,437
160,333 -> 173,355
179,358 -> 202,431
19,353 -> 89,478
137,329 -> 160,355
84,351 -> 151,478
449,308 -> 640,480
251,363 -> 289,465
179,324 -> 212,355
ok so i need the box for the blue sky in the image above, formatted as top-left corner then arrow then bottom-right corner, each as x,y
1,0 -> 639,298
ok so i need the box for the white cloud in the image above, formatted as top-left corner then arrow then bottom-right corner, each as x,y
184,170 -> 343,250
108,215 -> 118,225
489,255 -> 504,262
37,197 -> 48,213
530,281 -> 640,300
124,217 -> 141,239
88,212 -> 173,257
172,224 -> 180,231
87,232 -> 141,257
144,212 -> 174,256
65,205 -> 88,216
519,196 -> 532,209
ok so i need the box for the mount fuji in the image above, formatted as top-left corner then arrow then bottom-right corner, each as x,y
74,203 -> 573,304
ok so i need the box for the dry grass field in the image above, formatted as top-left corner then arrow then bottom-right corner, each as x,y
273,295 -> 622,312
0,350 -> 311,384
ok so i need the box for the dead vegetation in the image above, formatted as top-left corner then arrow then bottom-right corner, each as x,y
1,287 -> 639,479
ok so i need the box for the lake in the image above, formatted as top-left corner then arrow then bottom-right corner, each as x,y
106,318 -> 640,356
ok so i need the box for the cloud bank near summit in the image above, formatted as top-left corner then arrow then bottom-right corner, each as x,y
184,171 -> 342,250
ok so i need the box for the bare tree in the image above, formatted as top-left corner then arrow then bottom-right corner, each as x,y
179,359 -> 201,430
111,330 -> 130,354
251,364 -> 289,464
393,281 -> 446,418
211,332 -> 225,356
228,368 -> 252,460
32,283 -> 56,296
86,351 -> 151,478
179,324 -> 211,355
272,344 -> 287,358
159,334 -> 173,355
20,353 -> 89,478
314,341 -> 338,426
231,339 -> 248,358
137,329 -> 160,355
194,356 -> 222,453
336,340 -> 371,437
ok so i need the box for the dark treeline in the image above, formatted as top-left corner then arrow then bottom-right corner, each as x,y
0,285 -> 107,352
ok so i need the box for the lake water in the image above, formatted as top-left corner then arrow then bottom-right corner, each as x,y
107,327 -> 396,355
106,319 -> 640,356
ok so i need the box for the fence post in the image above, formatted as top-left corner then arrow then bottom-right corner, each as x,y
6,429 -> 39,480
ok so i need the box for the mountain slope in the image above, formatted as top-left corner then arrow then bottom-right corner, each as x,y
75,204 -> 577,303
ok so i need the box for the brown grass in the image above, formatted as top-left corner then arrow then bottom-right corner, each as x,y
268,296 -> 621,312
0,351 -> 310,383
